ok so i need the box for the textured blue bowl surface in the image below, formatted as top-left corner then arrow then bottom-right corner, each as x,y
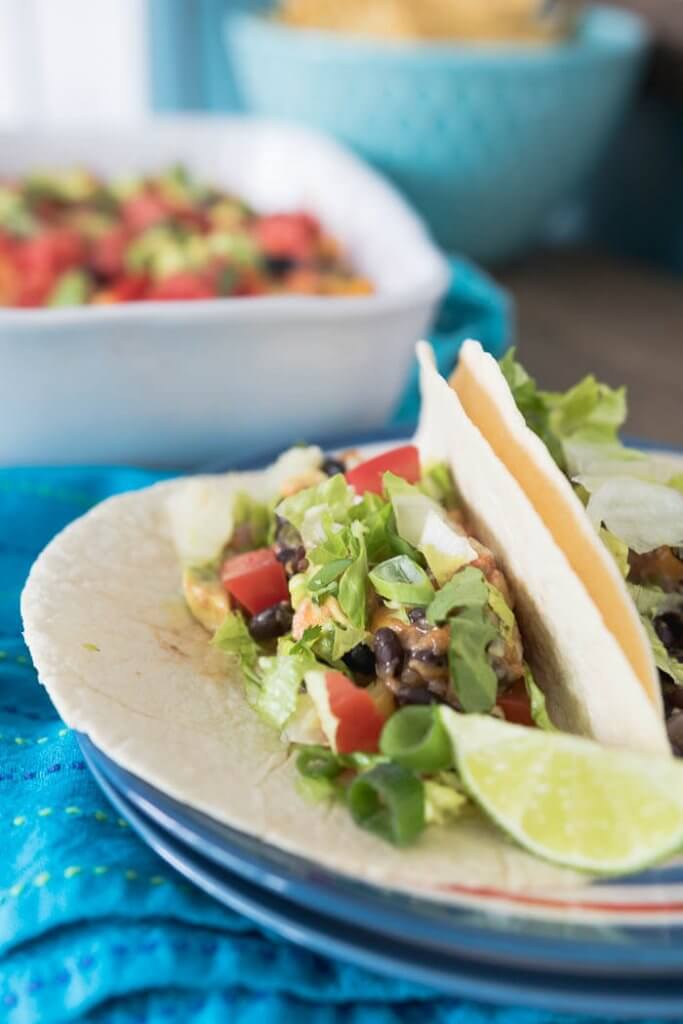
228,5 -> 648,263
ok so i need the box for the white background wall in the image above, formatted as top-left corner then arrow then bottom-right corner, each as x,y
0,0 -> 149,125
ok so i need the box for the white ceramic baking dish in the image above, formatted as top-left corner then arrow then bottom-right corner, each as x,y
0,117 -> 448,467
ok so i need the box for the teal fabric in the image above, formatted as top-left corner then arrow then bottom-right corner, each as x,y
0,467 -> 666,1023
393,255 -> 512,425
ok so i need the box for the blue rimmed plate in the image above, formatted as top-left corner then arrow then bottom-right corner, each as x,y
80,735 -> 683,1019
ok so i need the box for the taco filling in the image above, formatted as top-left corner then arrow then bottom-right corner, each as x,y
468,347 -> 683,753
171,440 -> 554,845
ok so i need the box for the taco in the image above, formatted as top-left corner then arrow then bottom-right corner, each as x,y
450,340 -> 683,755
22,342 -> 680,893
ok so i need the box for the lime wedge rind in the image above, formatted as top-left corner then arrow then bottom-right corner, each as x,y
439,708 -> 683,876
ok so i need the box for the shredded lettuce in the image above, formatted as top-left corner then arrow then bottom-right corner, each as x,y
628,584 -> 683,685
419,462 -> 458,507
369,555 -> 435,606
232,492 -> 272,549
337,530 -> 368,629
426,566 -> 489,625
420,514 -> 476,586
448,609 -> 498,714
599,527 -> 630,578
255,654 -> 313,731
277,473 -> 354,546
523,665 -> 556,731
385,474 -> 446,549
486,584 -> 516,639
500,349 -> 626,473
586,478 -> 683,555
641,619 -> 683,686
213,611 -> 262,686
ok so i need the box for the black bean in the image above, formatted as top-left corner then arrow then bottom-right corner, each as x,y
662,678 -> 683,714
374,627 -> 403,678
410,648 -> 447,667
342,643 -> 376,678
395,684 -> 440,707
321,456 -> 346,477
248,601 -> 293,642
407,607 -> 427,624
667,710 -> 683,755
265,255 -> 296,276
655,613 -> 683,661
275,517 -> 303,549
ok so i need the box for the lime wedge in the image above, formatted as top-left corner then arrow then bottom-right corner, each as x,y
439,707 -> 683,875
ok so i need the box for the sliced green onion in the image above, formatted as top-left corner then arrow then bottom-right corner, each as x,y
348,763 -> 425,846
369,555 -> 434,606
380,706 -> 452,774
296,745 -> 344,780
308,558 -> 352,592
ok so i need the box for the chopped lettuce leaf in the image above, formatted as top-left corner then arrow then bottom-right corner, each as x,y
424,776 -> 468,825
500,350 -> 626,472
426,566 -> 489,625
486,583 -> 516,640
352,494 -> 393,565
448,608 -> 498,714
232,492 -> 272,549
419,462 -> 458,507
670,474 -> 683,495
338,532 -> 368,629
599,527 -> 630,578
420,513 -> 476,586
586,478 -> 683,554
523,664 -> 556,730
276,473 -> 353,539
391,489 -> 446,549
369,555 -> 435,606
255,655 -> 313,731
308,559 -> 353,593
499,349 -> 566,469
642,619 -> 683,685
627,584 -> 683,685
213,611 -> 261,685
544,375 -> 626,446
627,583 -> 680,619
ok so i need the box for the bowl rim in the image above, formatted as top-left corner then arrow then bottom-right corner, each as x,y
0,115 -> 450,330
228,3 -> 649,64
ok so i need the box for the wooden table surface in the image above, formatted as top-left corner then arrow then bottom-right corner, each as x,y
497,247 -> 682,447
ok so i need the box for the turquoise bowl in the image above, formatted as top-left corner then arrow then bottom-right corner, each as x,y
227,6 -> 648,264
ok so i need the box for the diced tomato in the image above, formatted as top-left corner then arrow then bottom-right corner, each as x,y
325,671 -> 386,754
232,269 -> 268,297
220,548 -> 289,616
122,193 -> 169,232
146,272 -> 216,302
17,229 -> 85,277
498,678 -> 534,728
254,213 -> 319,262
90,226 -> 129,278
94,274 -> 149,304
346,445 -> 421,496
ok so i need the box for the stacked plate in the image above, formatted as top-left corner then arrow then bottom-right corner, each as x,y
79,732 -> 683,1019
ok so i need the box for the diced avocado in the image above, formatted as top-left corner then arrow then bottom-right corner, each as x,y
0,188 -> 36,237
208,231 -> 262,268
182,566 -> 230,633
48,270 -> 91,307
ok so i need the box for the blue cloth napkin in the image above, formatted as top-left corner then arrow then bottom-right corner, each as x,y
392,255 -> 512,425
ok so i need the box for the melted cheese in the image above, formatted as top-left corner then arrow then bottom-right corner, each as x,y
450,342 -> 661,710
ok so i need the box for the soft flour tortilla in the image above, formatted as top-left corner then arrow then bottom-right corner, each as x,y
450,339 -> 662,713
416,342 -> 667,754
22,477 -> 585,898
20,344 -> 663,900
